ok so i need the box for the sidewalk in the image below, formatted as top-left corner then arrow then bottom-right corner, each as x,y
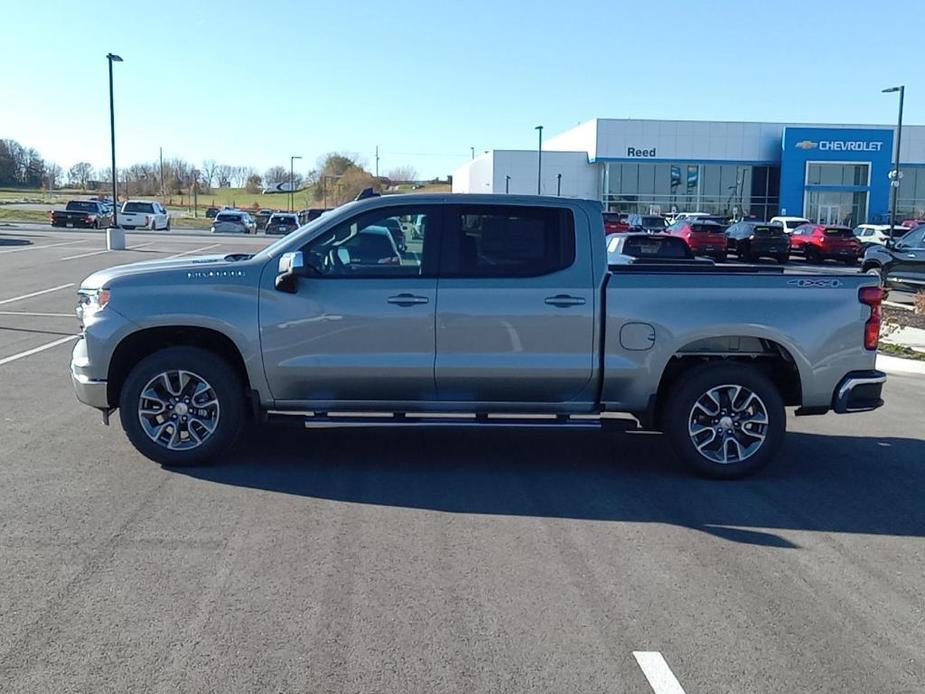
882,326 -> 925,353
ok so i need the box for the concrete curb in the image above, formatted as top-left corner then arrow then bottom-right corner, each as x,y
877,353 -> 925,375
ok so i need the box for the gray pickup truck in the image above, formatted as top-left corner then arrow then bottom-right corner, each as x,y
71,194 -> 886,478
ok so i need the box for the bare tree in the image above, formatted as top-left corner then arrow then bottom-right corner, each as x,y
387,165 -> 418,183
200,159 -> 218,187
67,162 -> 94,188
45,162 -> 63,189
216,164 -> 234,188
264,165 -> 288,187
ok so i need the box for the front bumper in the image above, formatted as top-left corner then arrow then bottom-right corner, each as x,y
70,337 -> 110,409
832,370 -> 886,413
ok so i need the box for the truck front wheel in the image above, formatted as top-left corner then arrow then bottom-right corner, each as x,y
118,346 -> 244,466
663,362 -> 785,479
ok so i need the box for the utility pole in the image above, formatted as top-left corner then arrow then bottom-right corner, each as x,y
289,155 -> 302,212
535,125 -> 544,195
159,146 -> 164,196
470,146 -> 475,160
375,145 -> 380,178
505,175 -> 510,194
106,53 -> 123,227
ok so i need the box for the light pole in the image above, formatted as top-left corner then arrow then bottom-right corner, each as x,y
106,53 -> 123,228
556,173 -> 562,196
535,125 -> 543,195
505,175 -> 510,194
470,146 -> 475,160
883,86 -> 905,231
289,155 -> 302,212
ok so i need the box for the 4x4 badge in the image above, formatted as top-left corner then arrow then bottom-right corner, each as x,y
787,279 -> 843,288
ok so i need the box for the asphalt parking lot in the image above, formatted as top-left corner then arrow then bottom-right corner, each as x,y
1,224 -> 924,693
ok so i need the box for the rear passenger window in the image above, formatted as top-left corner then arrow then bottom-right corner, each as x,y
444,206 -> 575,277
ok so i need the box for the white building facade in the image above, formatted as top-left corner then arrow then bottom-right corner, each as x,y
453,118 -> 925,225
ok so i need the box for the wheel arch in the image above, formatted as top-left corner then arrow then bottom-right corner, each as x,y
107,326 -> 251,408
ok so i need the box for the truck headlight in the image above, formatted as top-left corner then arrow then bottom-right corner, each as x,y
76,288 -> 111,324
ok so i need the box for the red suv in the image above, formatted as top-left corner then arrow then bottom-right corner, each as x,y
603,212 -> 630,234
666,220 -> 728,260
789,224 -> 861,264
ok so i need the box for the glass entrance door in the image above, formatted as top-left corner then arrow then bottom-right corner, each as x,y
817,205 -> 840,224
805,191 -> 868,226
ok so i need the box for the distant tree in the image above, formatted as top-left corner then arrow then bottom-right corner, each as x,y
200,159 -> 218,187
68,162 -> 94,188
387,165 -> 417,183
245,173 -> 263,194
216,164 -> 235,188
264,165 -> 288,187
317,152 -> 361,178
45,162 -> 63,189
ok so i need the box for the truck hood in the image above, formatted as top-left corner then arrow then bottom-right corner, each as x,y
80,254 -> 239,289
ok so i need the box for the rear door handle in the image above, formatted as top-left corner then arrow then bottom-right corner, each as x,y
387,293 -> 429,306
545,294 -> 586,307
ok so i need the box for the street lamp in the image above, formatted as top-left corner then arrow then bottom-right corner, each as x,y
556,173 -> 562,196
106,53 -> 123,228
289,155 -> 302,212
505,175 -> 510,194
883,86 -> 905,230
535,125 -> 543,195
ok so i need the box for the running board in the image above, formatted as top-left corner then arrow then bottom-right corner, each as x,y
266,411 -> 616,430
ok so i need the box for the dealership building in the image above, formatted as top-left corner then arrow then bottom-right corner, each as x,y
453,118 -> 925,225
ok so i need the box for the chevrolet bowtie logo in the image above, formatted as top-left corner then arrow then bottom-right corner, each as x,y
795,140 -> 818,150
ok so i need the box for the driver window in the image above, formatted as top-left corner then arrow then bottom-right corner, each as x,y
302,207 -> 431,277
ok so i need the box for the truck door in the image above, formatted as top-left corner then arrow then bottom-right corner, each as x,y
434,204 -> 596,405
259,205 -> 441,404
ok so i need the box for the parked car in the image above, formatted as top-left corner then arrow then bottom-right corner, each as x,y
789,224 -> 861,264
603,212 -> 629,234
725,221 -> 790,263
210,210 -> 256,234
769,216 -> 811,235
629,214 -> 668,233
70,194 -> 885,478
671,212 -> 712,224
606,232 -> 713,266
255,209 -> 275,230
379,216 -> 407,252
51,200 -> 112,229
265,213 -> 301,235
119,200 -> 170,230
205,206 -> 220,219
900,218 -> 925,229
667,219 -> 728,260
852,224 -> 908,248
861,224 -> 925,291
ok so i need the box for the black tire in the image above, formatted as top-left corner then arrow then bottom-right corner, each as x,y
804,247 -> 821,264
775,254 -> 788,264
738,242 -> 751,261
663,362 -> 786,479
165,219 -> 171,231
118,346 -> 245,466
842,258 -> 858,266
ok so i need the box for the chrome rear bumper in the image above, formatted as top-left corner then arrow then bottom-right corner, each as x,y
832,370 -> 886,414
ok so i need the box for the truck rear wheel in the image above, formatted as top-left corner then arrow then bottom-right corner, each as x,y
118,346 -> 244,466
663,362 -> 785,479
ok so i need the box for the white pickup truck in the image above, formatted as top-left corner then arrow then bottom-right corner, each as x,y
119,200 -> 171,230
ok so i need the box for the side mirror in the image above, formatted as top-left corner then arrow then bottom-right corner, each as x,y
275,251 -> 310,293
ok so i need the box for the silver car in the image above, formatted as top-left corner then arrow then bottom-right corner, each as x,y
211,211 -> 256,234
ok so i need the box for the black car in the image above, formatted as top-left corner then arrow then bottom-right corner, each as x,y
255,209 -> 275,230
205,206 -> 220,219
265,212 -> 300,235
725,221 -> 790,263
606,232 -> 713,266
861,224 -> 925,292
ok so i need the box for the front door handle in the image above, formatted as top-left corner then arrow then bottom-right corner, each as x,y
545,294 -> 586,307
387,293 -> 429,306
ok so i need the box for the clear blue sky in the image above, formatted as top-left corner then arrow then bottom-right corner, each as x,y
4,0 -> 923,180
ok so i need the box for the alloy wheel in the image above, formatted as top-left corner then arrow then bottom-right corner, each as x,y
687,384 -> 769,464
137,370 -> 220,451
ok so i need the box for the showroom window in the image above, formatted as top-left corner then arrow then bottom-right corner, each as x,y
805,163 -> 869,186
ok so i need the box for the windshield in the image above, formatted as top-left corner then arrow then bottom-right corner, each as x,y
785,219 -> 808,229
824,227 -> 854,237
123,202 -> 154,213
641,216 -> 666,228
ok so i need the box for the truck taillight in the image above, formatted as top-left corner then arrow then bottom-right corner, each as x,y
859,286 -> 883,350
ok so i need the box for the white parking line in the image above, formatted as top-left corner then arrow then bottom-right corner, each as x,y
0,335 -> 79,367
0,240 -> 87,255
633,652 -> 686,694
0,311 -> 75,317
0,283 -> 75,306
60,241 -> 156,261
165,244 -> 220,259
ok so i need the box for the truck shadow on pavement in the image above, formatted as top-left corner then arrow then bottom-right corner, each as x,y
177,427 -> 925,548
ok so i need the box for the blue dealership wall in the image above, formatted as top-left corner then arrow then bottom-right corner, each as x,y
780,127 -> 893,222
